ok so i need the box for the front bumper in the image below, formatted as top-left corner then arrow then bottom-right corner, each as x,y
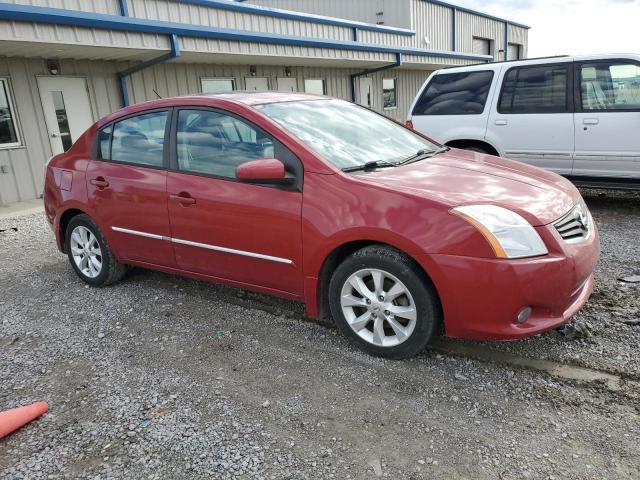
417,222 -> 600,340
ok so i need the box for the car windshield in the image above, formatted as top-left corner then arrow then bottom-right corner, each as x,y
256,99 -> 439,170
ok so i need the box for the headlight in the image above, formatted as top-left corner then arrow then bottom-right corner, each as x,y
451,205 -> 548,259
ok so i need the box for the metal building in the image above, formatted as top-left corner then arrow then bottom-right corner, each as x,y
0,0 -> 528,205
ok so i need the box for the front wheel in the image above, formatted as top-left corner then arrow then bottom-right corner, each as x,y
329,245 -> 441,359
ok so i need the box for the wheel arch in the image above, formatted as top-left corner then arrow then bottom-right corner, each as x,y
57,207 -> 89,253
445,139 -> 500,156
313,240 -> 442,327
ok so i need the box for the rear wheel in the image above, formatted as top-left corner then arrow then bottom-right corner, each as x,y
65,214 -> 126,286
329,245 -> 440,359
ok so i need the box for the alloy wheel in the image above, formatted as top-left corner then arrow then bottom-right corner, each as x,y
340,268 -> 417,347
69,225 -> 103,279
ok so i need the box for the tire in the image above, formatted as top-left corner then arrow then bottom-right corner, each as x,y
464,146 -> 489,154
329,245 -> 441,359
65,214 -> 127,286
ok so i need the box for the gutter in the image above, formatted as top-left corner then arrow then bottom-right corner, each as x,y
117,34 -> 181,107
350,53 -> 402,103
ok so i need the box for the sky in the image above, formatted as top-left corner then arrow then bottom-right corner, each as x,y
453,0 -> 640,57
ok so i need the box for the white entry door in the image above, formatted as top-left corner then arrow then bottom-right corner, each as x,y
277,77 -> 298,92
245,77 -> 269,91
358,77 -> 373,108
37,76 -> 94,155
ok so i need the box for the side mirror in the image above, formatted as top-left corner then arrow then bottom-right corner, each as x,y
236,158 -> 294,185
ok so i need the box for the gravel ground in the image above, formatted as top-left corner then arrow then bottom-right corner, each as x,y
1,188 -> 639,479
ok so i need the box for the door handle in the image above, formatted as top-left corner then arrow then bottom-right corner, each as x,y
495,119 -> 508,126
90,177 -> 109,189
170,193 -> 196,206
50,132 -> 60,138
583,118 -> 599,125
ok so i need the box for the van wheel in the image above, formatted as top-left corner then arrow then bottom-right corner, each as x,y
65,214 -> 127,286
329,245 -> 441,359
464,146 -> 489,154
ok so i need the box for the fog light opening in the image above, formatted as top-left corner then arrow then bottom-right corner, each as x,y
516,306 -> 532,324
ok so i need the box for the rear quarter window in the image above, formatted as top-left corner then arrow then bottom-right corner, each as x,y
412,70 -> 494,116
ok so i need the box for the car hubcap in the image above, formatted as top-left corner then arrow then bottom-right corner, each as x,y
70,226 -> 102,278
340,268 -> 417,347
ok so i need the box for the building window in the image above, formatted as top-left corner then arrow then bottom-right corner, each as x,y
580,61 -> 640,111
383,78 -> 397,109
412,71 -> 494,115
507,43 -> 522,60
0,79 -> 20,148
304,79 -> 326,95
201,78 -> 236,93
498,65 -> 570,114
472,37 -> 493,56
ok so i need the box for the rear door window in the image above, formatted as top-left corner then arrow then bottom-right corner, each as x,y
498,64 -> 570,114
412,71 -> 494,115
579,61 -> 640,111
107,111 -> 169,167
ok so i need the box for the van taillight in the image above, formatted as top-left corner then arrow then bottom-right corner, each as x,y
405,120 -> 414,130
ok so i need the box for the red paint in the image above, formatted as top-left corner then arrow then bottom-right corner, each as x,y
236,158 -> 286,180
44,93 -> 600,340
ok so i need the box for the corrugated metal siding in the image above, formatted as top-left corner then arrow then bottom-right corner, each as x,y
457,11 -> 505,61
243,0 -> 412,29
0,58 -> 123,204
178,37 -> 395,63
0,20 -> 170,52
129,0 -> 353,42
409,0 -> 452,50
2,0 -> 122,15
508,24 -> 528,58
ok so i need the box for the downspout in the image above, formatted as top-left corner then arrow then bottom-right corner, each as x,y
350,52 -> 402,103
117,33 -> 181,107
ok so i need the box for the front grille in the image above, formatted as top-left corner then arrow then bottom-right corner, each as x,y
554,202 -> 591,244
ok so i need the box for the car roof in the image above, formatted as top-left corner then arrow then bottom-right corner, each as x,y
96,91 -> 330,127
437,53 -> 640,74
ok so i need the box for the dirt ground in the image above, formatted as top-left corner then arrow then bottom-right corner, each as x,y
1,188 -> 639,479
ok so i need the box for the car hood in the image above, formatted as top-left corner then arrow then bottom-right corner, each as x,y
358,148 -> 579,226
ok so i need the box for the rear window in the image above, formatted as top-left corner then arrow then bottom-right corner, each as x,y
498,65 -> 570,114
412,71 -> 494,116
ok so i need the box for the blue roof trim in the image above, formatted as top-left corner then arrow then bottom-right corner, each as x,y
0,3 -> 492,62
422,0 -> 530,29
174,0 -> 416,36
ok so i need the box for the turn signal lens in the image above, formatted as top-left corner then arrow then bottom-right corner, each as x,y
405,120 -> 414,130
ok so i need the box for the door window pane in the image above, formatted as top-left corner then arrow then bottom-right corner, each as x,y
201,79 -> 235,93
176,109 -> 274,179
0,79 -> 19,146
499,65 -> 569,114
304,79 -> 325,95
412,71 -> 494,115
51,91 -> 73,152
383,78 -> 397,109
581,62 -> 640,111
110,111 -> 168,167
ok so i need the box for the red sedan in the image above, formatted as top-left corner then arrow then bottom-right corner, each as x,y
44,92 -> 599,358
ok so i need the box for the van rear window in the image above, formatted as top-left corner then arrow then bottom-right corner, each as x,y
412,71 -> 494,116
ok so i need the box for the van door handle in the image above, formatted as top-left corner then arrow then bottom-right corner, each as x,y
583,118 -> 599,125
90,177 -> 109,189
495,119 -> 508,126
170,192 -> 196,206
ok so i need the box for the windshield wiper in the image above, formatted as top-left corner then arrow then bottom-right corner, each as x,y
397,146 -> 450,166
341,160 -> 397,173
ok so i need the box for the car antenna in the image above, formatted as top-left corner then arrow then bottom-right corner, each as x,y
153,89 -> 162,99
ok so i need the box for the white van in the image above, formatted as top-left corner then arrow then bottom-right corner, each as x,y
407,54 -> 640,189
